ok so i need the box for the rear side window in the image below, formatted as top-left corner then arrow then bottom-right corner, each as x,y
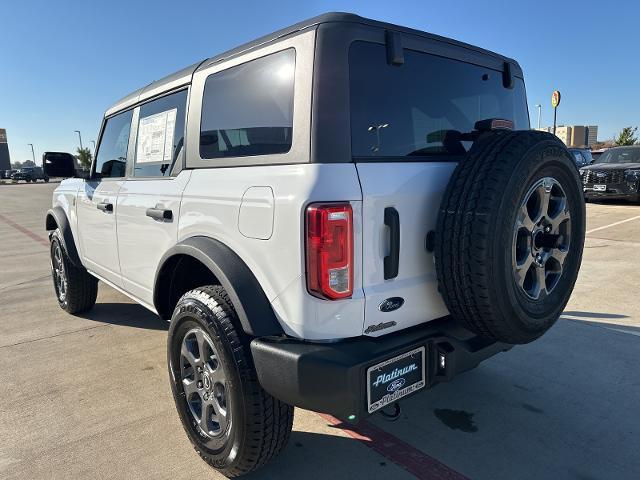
134,89 -> 187,177
350,42 -> 530,158
200,49 -> 295,160
95,110 -> 133,178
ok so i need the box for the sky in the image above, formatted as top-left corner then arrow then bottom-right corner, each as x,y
2,0 -> 638,165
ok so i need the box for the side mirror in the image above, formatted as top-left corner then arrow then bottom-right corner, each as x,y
43,152 -> 76,178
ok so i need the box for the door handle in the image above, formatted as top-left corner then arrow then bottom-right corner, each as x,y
146,207 -> 173,222
384,207 -> 400,280
97,202 -> 113,213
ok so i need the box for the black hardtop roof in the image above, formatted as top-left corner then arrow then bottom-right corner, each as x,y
105,12 -> 520,117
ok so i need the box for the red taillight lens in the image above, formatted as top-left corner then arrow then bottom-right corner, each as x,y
306,203 -> 354,300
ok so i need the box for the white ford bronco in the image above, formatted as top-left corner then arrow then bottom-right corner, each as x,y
44,13 -> 585,477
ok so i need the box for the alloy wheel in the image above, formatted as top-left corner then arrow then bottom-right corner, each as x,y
52,242 -> 67,302
512,177 -> 571,300
179,328 -> 229,438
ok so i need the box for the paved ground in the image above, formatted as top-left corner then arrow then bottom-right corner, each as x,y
0,181 -> 638,480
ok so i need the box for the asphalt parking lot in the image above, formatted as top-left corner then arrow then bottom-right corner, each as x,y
1,181 -> 639,480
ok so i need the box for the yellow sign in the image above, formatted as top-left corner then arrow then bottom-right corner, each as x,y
551,90 -> 561,108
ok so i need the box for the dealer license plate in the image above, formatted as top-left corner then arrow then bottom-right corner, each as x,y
367,346 -> 426,414
593,184 -> 606,191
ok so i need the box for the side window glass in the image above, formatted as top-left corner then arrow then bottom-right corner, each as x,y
200,49 -> 295,160
134,89 -> 188,177
95,110 -> 133,178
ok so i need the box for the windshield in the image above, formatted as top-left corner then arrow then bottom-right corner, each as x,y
595,147 -> 640,164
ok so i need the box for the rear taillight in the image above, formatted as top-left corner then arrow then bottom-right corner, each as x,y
306,203 -> 354,300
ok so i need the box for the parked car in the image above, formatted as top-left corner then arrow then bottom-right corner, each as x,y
43,12 -> 585,477
11,166 -> 49,182
569,148 -> 594,168
580,145 -> 640,202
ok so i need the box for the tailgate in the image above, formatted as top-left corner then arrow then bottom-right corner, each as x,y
356,162 -> 455,336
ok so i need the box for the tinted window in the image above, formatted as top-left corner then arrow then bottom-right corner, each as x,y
95,110 -> 133,178
350,42 -> 530,158
134,90 -> 187,177
572,151 -> 584,165
595,147 -> 640,164
200,49 -> 295,159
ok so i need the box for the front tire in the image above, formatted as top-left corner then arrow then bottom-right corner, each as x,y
168,286 -> 293,477
50,229 -> 98,313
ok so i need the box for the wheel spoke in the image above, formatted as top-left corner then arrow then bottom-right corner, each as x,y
181,342 -> 199,368
208,365 -> 225,386
536,183 -> 552,222
199,402 -> 212,433
517,204 -> 535,232
534,263 -> 547,300
182,377 -> 199,398
551,247 -> 568,266
212,398 -> 229,432
515,255 -> 534,288
549,208 -> 570,233
194,330 -> 208,361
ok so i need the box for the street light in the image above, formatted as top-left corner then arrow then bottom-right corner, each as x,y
535,104 -> 542,130
74,130 -> 83,150
27,143 -> 35,164
91,140 -> 96,152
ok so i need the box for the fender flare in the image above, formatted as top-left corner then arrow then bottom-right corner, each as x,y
154,236 -> 284,337
45,207 -> 82,267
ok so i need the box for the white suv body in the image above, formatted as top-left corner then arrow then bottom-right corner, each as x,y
46,13 -> 577,476
50,17 -> 528,341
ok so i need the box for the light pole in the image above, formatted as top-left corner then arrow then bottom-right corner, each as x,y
91,140 -> 96,152
28,143 -> 35,164
74,130 -> 83,150
535,104 -> 542,130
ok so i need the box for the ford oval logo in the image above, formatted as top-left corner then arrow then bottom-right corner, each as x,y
387,378 -> 406,392
379,297 -> 404,312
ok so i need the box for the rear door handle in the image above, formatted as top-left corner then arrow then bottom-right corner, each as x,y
146,207 -> 173,222
384,207 -> 400,280
97,202 -> 113,213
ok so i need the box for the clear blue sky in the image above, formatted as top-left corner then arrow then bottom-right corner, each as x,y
2,0 -> 638,165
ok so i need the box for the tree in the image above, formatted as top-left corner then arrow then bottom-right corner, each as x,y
22,159 -> 35,167
76,147 -> 93,169
614,126 -> 638,146
11,161 -> 22,169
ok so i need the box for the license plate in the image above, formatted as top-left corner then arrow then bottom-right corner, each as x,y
367,346 -> 426,414
593,184 -> 606,191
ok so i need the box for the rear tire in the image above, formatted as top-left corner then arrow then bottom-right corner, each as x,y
435,131 -> 585,344
50,229 -> 98,314
168,286 -> 293,477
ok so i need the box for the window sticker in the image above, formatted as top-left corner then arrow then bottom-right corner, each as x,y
136,108 -> 177,164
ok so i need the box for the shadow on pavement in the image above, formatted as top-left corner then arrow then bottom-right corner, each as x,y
353,317 -> 640,480
79,302 -> 168,331
245,430 -> 398,480
562,310 -> 629,320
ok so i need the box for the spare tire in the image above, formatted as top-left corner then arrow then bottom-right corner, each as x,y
434,130 -> 585,344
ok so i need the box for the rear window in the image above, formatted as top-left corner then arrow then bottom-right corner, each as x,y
200,49 -> 295,160
350,42 -> 530,159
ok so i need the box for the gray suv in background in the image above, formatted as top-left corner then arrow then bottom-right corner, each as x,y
11,166 -> 49,182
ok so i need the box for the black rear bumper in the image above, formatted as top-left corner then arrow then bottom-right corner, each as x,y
250,317 -> 511,422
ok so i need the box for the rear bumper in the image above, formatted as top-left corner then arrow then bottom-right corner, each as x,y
250,317 -> 511,421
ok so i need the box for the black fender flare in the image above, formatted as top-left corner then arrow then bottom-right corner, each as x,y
45,207 -> 82,267
154,236 -> 284,337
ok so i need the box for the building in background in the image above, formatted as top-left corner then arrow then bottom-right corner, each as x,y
535,125 -> 598,148
0,129 -> 11,171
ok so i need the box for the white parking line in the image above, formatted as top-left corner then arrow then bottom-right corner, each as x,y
586,215 -> 640,235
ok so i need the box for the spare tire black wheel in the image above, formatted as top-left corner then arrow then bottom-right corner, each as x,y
435,130 -> 585,344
